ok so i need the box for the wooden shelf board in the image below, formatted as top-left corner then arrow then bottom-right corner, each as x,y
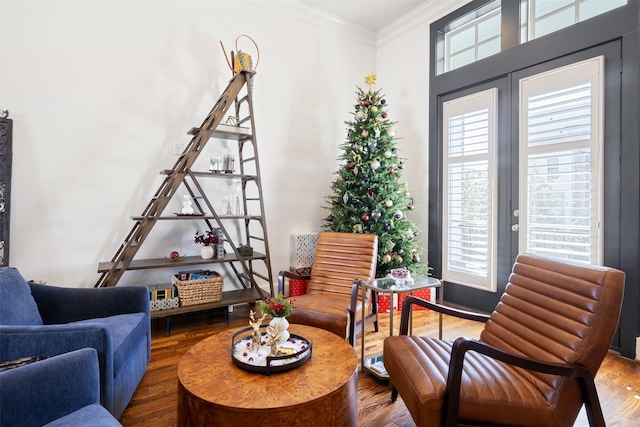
130,215 -> 262,221
98,253 -> 267,273
160,170 -> 256,181
187,124 -> 252,140
149,287 -> 262,319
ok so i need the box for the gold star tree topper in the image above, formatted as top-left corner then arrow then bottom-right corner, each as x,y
364,72 -> 377,89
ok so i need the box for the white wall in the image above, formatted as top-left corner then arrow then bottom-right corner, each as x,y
375,0 -> 470,269
0,0 -> 376,288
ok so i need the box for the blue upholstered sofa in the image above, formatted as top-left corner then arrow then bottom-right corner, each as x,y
0,267 -> 150,418
0,348 -> 122,426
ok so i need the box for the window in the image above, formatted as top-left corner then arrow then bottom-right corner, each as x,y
435,0 -> 626,76
436,1 -> 501,75
442,89 -> 498,291
522,0 -> 627,41
519,57 -> 604,264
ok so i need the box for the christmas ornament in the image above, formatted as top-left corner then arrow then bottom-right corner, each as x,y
365,189 -> 373,196
326,214 -> 334,222
381,99 -> 386,104
364,176 -> 370,183
408,204 -> 414,210
395,255 -> 403,264
375,128 -> 381,138
385,240 -> 395,251
386,128 -> 396,137
343,193 -> 349,203
413,252 -> 420,263
371,209 -> 381,222
388,166 -> 394,173
394,210 -> 403,219
382,112 -> 388,118
371,106 -> 378,113
353,166 -> 359,175
361,214 -> 369,221
364,100 -> 370,106
382,254 -> 392,263
384,224 -> 391,231
353,224 -> 363,233
375,116 -> 383,122
361,130 -> 369,137
347,163 -> 355,169
355,110 -> 366,121
370,160 -> 381,171
385,200 -> 393,207
384,150 -> 392,158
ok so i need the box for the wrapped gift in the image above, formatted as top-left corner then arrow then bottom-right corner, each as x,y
289,279 -> 309,297
290,233 -> 318,269
289,267 -> 311,297
398,288 -> 432,311
377,294 -> 398,313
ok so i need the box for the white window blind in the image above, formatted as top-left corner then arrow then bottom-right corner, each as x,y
442,89 -> 498,291
519,57 -> 603,264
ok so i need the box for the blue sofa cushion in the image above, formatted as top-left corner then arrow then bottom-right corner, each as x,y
71,312 -> 147,376
0,267 -> 43,325
43,404 -> 122,427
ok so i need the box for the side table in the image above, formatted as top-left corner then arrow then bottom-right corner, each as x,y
360,276 -> 442,379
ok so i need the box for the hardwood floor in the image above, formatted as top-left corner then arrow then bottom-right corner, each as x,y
120,304 -> 640,427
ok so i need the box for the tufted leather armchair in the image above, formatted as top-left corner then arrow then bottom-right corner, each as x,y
277,231 -> 378,346
383,253 -> 625,427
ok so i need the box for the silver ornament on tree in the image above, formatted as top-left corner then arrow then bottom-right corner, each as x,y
371,209 -> 382,222
394,210 -> 403,219
355,110 -> 366,121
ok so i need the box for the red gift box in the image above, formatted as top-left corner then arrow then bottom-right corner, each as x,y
398,289 -> 432,311
288,267 -> 311,296
377,294 -> 397,313
289,279 -> 309,296
377,289 -> 432,313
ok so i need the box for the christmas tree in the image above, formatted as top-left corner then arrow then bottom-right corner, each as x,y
323,73 -> 426,278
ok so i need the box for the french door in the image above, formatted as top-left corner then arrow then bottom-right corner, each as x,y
440,51 -> 616,294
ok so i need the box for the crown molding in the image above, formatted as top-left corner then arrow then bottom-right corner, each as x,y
278,0 -> 376,47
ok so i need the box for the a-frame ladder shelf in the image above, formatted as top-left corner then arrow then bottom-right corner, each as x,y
96,70 -> 273,322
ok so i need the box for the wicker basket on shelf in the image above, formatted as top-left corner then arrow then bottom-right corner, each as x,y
172,272 -> 223,306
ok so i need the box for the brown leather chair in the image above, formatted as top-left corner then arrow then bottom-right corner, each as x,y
277,231 -> 378,346
383,253 -> 625,427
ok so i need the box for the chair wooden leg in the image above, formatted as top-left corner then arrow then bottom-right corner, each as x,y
391,384 -> 398,402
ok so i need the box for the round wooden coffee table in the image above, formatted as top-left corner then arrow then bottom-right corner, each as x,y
177,324 -> 358,426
